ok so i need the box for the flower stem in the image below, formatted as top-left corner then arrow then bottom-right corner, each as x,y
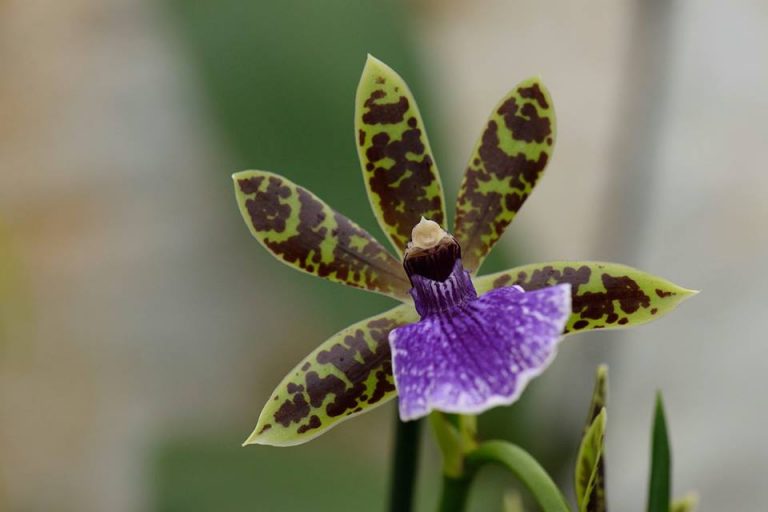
388,412 -> 422,512
465,441 -> 571,512
435,437 -> 571,512
437,474 -> 473,512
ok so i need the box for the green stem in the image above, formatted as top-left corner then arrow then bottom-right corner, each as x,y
437,474 -> 473,512
466,441 -> 571,512
388,412 -> 422,512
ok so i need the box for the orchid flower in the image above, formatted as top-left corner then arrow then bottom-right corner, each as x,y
233,56 -> 694,447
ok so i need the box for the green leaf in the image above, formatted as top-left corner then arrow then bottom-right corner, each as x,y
474,262 -> 697,334
466,441 -> 571,512
585,365 -> 608,427
577,366 -> 608,512
648,393 -> 671,512
355,55 -> 446,256
671,494 -> 698,512
233,170 -> 411,300
575,408 -> 607,512
244,304 -> 418,446
454,77 -> 556,273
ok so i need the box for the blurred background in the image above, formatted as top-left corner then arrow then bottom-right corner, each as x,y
1,0 -> 766,510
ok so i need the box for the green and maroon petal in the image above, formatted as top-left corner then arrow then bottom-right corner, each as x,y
474,262 -> 696,334
244,304 -> 419,447
233,170 -> 410,300
355,55 -> 446,256
454,78 -> 556,272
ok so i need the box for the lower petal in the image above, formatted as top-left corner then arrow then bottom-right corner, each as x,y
389,284 -> 571,421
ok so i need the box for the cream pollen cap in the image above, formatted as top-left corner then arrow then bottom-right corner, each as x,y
410,217 -> 448,250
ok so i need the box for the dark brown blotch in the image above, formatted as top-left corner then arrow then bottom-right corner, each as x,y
262,188 -> 407,294
238,176 -> 264,194
518,82 -> 550,109
296,415 -> 321,434
362,90 -> 409,125
286,383 -> 304,394
492,274 -> 512,288
656,288 -> 674,298
243,177 -> 293,233
573,320 -> 589,330
274,392 -> 310,427
515,267 -> 652,324
454,118 -> 549,264
497,97 -> 551,143
517,265 -> 592,295
289,317 -> 401,420
602,275 -> 651,314
365,123 -> 442,250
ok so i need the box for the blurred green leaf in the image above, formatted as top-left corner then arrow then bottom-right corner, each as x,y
454,77 -> 556,273
355,55 -> 446,255
245,304 -> 418,446
153,435 -> 387,512
474,262 -> 696,334
575,408 -> 607,512
647,393 -> 671,512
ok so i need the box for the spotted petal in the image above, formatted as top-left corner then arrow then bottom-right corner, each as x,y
454,78 -> 556,272
390,284 -> 571,421
244,304 -> 419,447
355,55 -> 446,256
474,262 -> 696,334
233,170 -> 410,300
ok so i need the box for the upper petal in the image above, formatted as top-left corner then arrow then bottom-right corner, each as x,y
244,303 -> 419,447
454,78 -> 556,273
474,261 -> 697,334
355,55 -> 447,256
233,170 -> 410,300
390,284 -> 571,421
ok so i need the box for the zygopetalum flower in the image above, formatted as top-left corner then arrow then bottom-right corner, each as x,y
392,218 -> 571,421
233,55 -> 695,446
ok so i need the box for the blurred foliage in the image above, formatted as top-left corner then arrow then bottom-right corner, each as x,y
152,434 -> 386,512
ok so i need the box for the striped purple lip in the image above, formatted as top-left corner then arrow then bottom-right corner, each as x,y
390,232 -> 572,421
